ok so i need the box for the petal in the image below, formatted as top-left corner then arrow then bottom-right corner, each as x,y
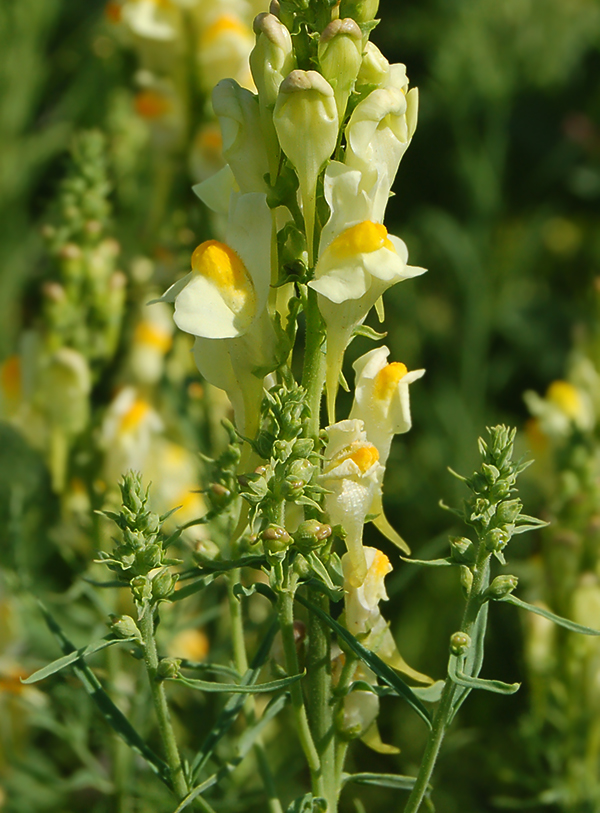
193,165 -> 237,215
226,192 -> 272,316
174,274 -> 252,339
309,264 -> 370,303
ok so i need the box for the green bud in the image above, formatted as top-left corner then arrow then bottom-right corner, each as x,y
484,528 -> 509,552
157,658 -> 181,680
273,70 -> 338,263
136,544 -> 163,573
449,536 -> 475,564
123,528 -> 147,550
319,18 -> 363,121
449,631 -> 471,657
460,565 -> 473,597
152,569 -> 178,601
481,463 -> 500,484
484,574 -> 519,601
138,511 -> 160,535
287,458 -> 314,481
293,552 -> 311,579
292,437 -> 314,457
194,538 -> 221,561
273,439 -> 294,461
250,13 -> 296,108
495,499 -> 522,524
293,520 -> 333,553
238,471 -> 269,505
489,480 -> 510,501
339,0 -> 379,23
262,524 -> 292,553
210,482 -> 232,507
109,614 -> 142,644
131,575 -> 152,604
120,472 -> 146,515
281,476 -> 305,499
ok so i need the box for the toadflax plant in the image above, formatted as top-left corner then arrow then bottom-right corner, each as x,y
23,2 -> 600,812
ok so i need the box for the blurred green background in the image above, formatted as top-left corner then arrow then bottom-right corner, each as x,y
1,0 -> 600,811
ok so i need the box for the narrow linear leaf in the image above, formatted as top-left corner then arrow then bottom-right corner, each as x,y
173,671 -> 303,694
172,772 -> 219,813
448,655 -> 520,695
23,636 -> 138,684
179,662 -> 241,681
307,551 -> 337,591
193,555 -> 267,573
352,324 -> 388,341
36,603 -> 172,788
295,593 -> 431,727
82,578 -> 129,588
400,556 -> 455,567
345,680 -> 397,698
171,575 -> 215,602
341,772 -> 418,790
501,594 -> 600,635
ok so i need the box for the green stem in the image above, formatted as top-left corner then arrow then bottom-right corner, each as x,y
302,287 -> 326,441
139,605 -> 189,802
277,586 -> 321,780
227,572 -> 283,813
306,589 -> 337,812
403,548 -> 491,813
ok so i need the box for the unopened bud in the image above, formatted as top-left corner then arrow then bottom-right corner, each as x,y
450,536 -> 475,564
484,574 -> 519,601
339,0 -> 379,23
356,41 -> 389,88
250,13 -> 295,107
131,575 -> 152,603
460,565 -> 473,597
136,544 -> 163,573
152,569 -> 178,601
273,70 -> 338,261
484,528 -> 509,552
262,524 -> 292,553
449,631 -> 471,657
294,519 -> 332,552
319,19 -> 363,121
495,499 -> 522,524
481,463 -> 500,484
109,614 -> 142,643
157,657 -> 181,680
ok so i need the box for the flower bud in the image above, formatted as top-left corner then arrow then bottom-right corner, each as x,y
131,575 -> 152,603
273,439 -> 294,461
262,524 -> 292,553
460,565 -> 473,597
449,536 -> 475,564
293,519 -> 332,553
449,631 -> 471,657
136,543 -> 163,573
157,657 -> 181,680
356,42 -> 389,88
339,0 -> 379,22
484,528 -> 509,552
152,569 -> 178,601
250,13 -> 295,108
281,476 -> 305,499
292,437 -> 314,457
318,19 -> 363,122
273,70 -> 338,263
484,574 -> 519,601
495,499 -> 522,524
481,463 -> 500,484
212,79 -> 270,194
109,614 -> 142,644
38,348 -> 91,435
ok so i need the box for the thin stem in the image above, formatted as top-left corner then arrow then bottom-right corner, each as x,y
302,287 -> 326,440
227,572 -> 283,813
277,586 -> 321,779
403,547 -> 491,813
306,590 -> 337,812
138,605 -> 189,802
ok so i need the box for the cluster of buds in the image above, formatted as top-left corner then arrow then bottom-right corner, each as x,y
98,472 -> 182,605
238,383 -> 325,530
0,132 -> 126,494
454,425 -> 541,565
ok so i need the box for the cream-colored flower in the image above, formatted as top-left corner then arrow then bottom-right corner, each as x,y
198,12 -> 255,92
342,546 -> 431,683
349,346 -> 424,552
309,162 -> 425,421
157,192 -> 275,438
121,0 -> 181,42
212,79 -> 270,194
524,378 -> 594,438
321,419 -> 384,586
100,387 -> 163,485
130,300 -> 174,384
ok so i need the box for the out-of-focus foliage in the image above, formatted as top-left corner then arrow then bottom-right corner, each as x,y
1,0 -> 600,811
